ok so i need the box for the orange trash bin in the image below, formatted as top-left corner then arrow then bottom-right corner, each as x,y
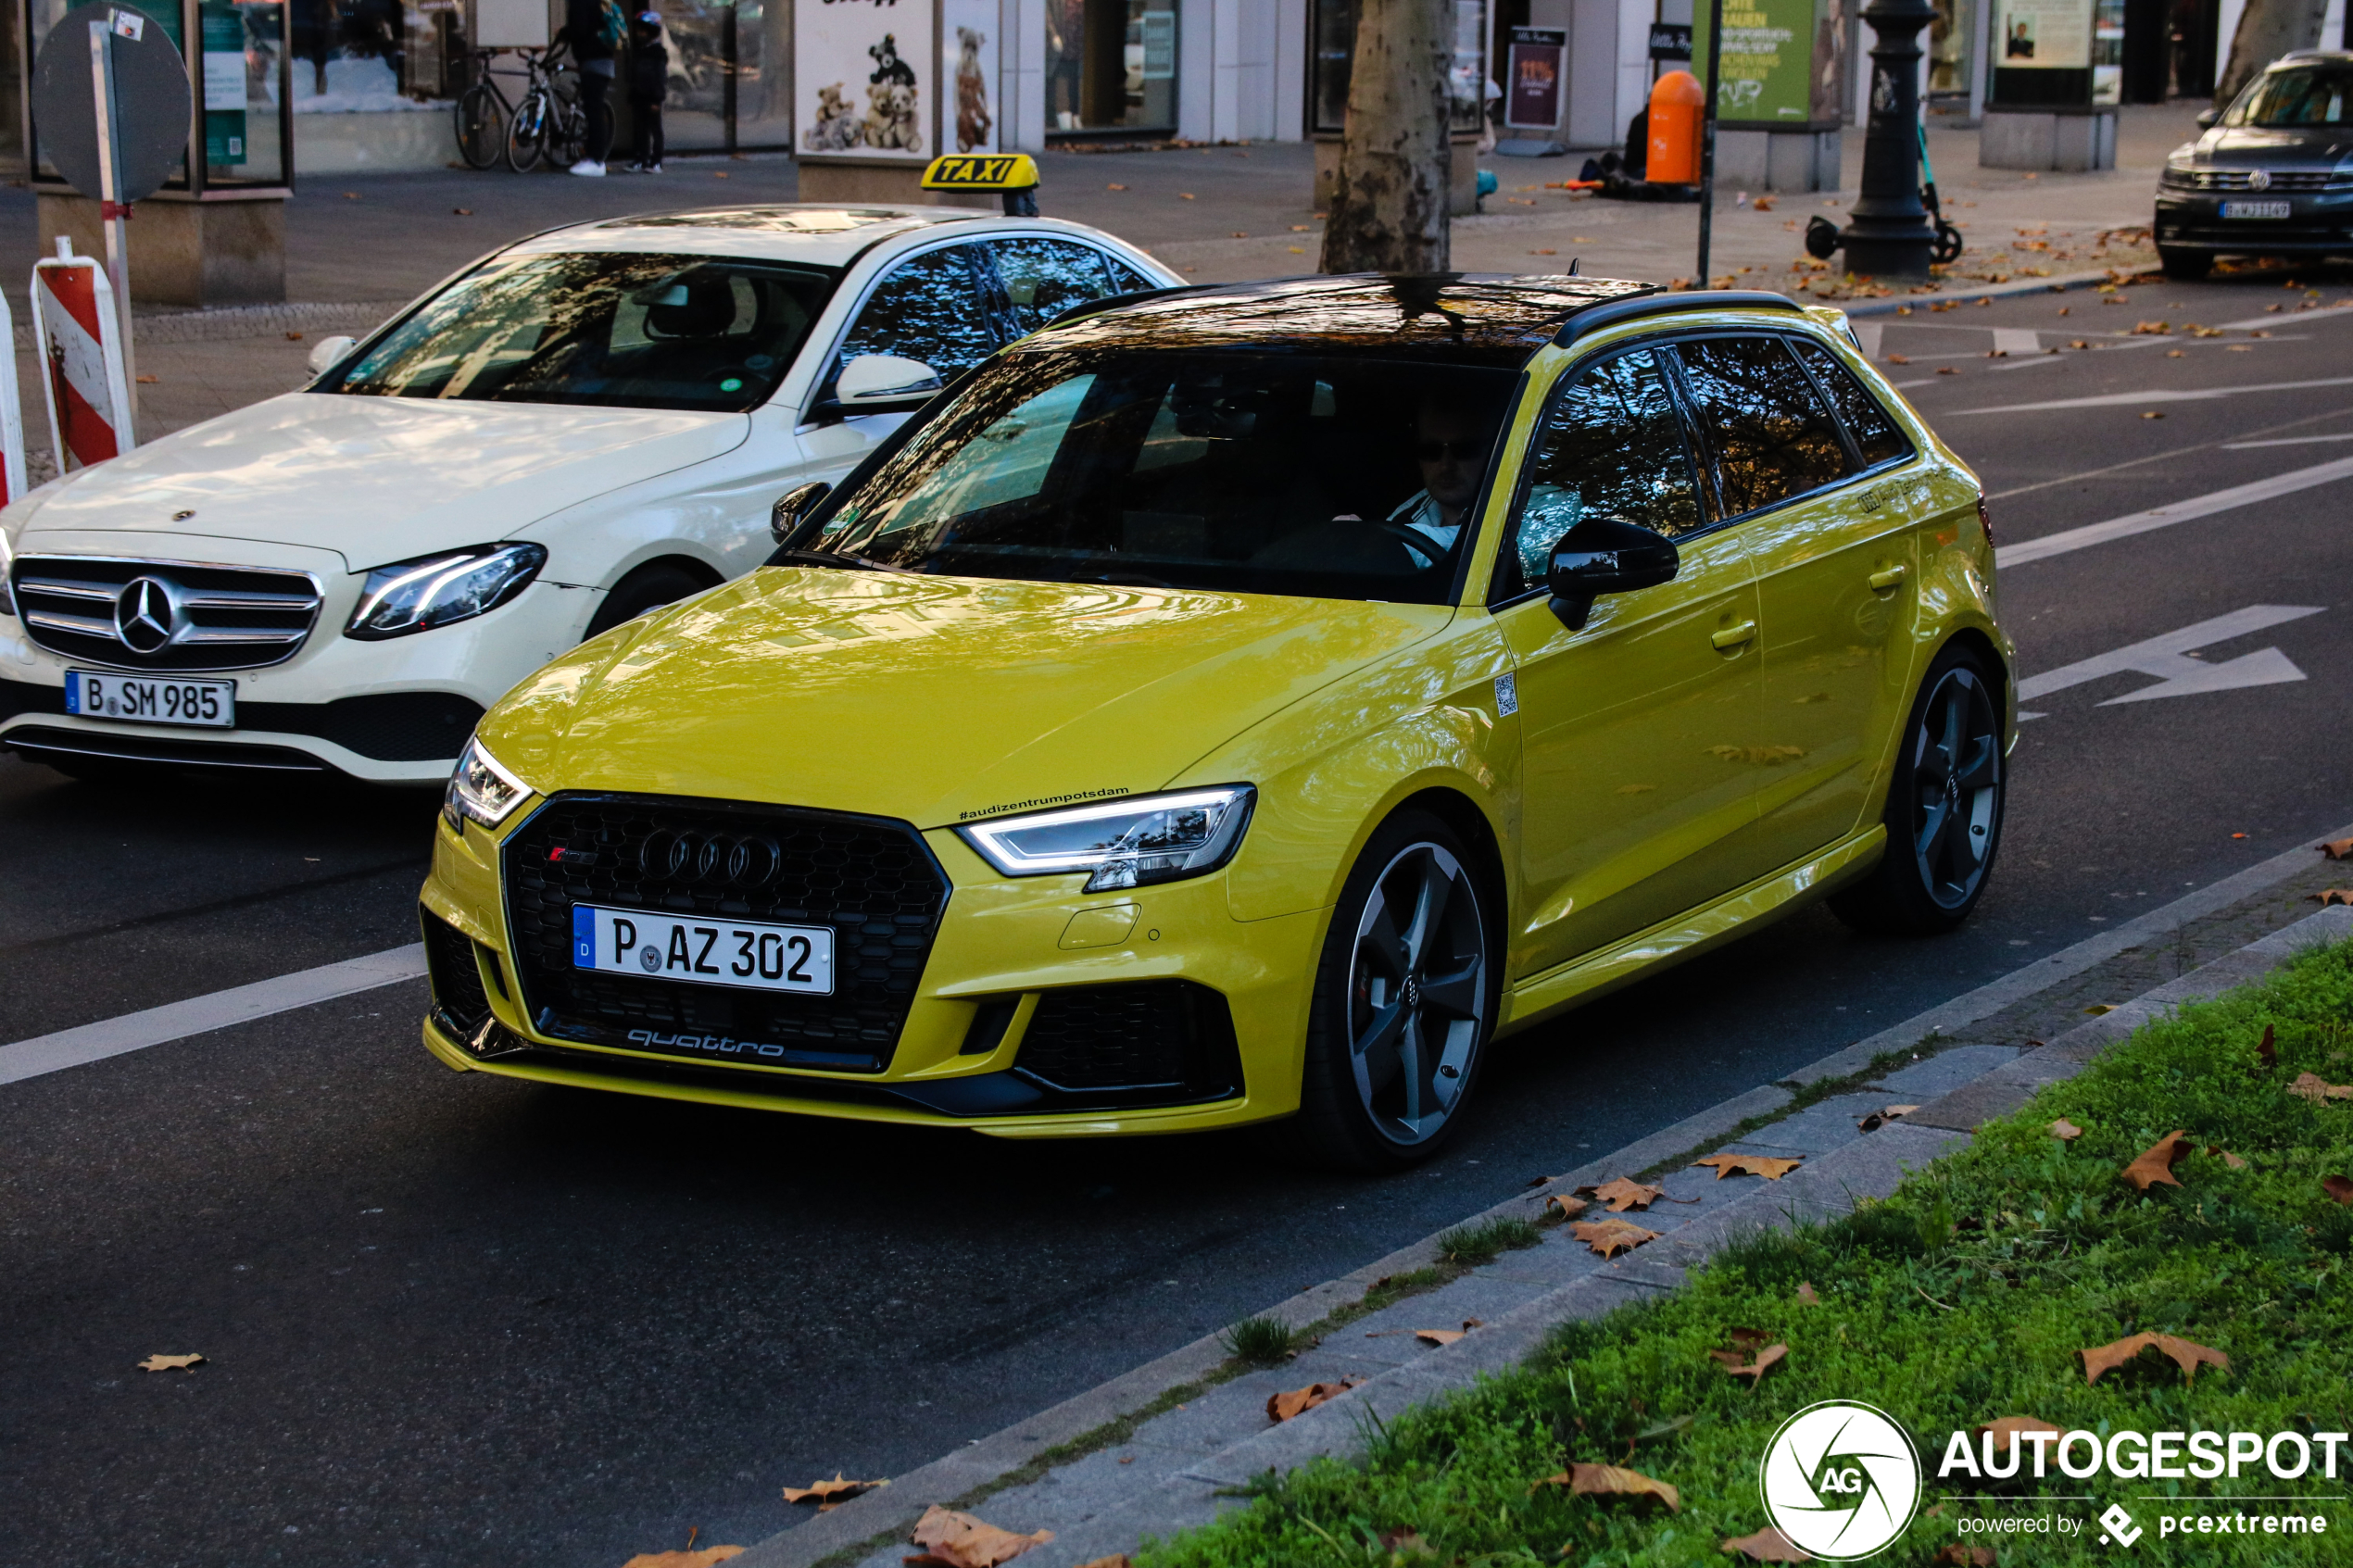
1646,70 -> 1705,185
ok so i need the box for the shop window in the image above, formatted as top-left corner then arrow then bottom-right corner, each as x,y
1309,0 -> 1486,136
1044,0 -> 1177,133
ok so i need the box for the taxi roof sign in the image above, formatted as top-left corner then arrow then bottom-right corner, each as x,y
921,154 -> 1039,192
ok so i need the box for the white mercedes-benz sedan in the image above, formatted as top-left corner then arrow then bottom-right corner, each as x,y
0,205 -> 1176,783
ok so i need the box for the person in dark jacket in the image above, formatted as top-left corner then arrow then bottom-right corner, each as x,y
624,11 -> 667,172
556,0 -> 620,174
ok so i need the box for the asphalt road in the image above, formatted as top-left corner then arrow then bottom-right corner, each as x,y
6,267 -> 2353,1568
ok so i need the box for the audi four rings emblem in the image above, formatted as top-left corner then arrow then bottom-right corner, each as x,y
113,577 -> 180,655
635,830 -> 783,887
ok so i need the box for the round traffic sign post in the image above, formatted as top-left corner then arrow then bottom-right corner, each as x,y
31,4 -> 191,206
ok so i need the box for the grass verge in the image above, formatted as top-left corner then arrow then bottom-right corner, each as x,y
1137,941 -> 2353,1567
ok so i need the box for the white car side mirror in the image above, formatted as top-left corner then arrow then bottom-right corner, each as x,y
307,334 -> 358,377
835,354 -> 943,408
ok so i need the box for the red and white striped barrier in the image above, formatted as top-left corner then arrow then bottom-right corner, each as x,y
0,288 -> 24,505
31,243 -> 134,471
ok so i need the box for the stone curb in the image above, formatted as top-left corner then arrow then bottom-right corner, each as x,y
1841,265 -> 2131,317
727,847 -> 2353,1568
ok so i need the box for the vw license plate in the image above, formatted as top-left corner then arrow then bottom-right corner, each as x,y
572,903 -> 835,996
65,670 -> 234,727
2221,200 -> 2292,220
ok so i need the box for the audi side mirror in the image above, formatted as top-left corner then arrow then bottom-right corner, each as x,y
307,334 -> 358,377
2195,108 -> 2219,130
770,481 -> 831,544
1546,515 -> 1679,631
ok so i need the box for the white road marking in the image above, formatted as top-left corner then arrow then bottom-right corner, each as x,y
0,944 -> 427,1085
1956,373 -> 2353,414
2016,605 -> 2322,714
2222,432 -> 2353,449
2211,306 -> 2353,332
1994,455 -> 2353,567
1991,328 -> 2042,355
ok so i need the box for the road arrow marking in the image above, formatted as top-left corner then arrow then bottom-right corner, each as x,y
2016,604 -> 2323,715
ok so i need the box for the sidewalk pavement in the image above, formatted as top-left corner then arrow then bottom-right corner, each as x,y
0,102 -> 2205,472
730,859 -> 2353,1568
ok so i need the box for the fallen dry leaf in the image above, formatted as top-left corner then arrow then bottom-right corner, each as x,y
1546,1193 -> 1591,1220
2050,1119 -> 2083,1140
1937,366 -> 1959,375
2142,410 -> 2166,420
1535,1463 -> 1680,1512
2258,1023 -> 2277,1071
1374,1531 -> 1428,1559
2207,1146 -> 2248,1170
1795,1282 -> 1821,1306
453,207 -> 473,215
623,1549 -> 743,1568
2079,1331 -> 2230,1386
138,1353 -> 204,1373
2120,1131 -> 2192,1191
2311,890 -> 2353,907
2083,1004 -> 2118,1015
1579,1177 -> 1668,1212
2289,1073 -> 2353,1102
1976,1415 -> 2062,1449
1857,1105 -> 1920,1133
1265,1377 -> 1364,1423
2320,837 -> 2353,859
135,373 -> 158,383
1692,1154 -> 1802,1181
1721,1524 -> 1812,1561
1931,1546 -> 1994,1566
1415,1328 -> 1466,1346
1753,195 -> 1776,211
1708,1341 -> 1788,1384
784,1474 -> 887,1506
904,1505 -> 1053,1568
1105,182 -> 1127,190
1885,352 -> 1910,364
1570,1218 -> 1659,1258
2323,1175 -> 2353,1205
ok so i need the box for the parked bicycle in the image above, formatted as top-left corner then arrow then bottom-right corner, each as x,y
453,47 -> 528,170
505,44 -> 588,173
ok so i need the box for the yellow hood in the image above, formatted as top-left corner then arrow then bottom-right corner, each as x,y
482,567 -> 1455,826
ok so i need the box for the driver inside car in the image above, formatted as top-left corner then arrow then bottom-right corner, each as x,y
1250,392 -> 1499,575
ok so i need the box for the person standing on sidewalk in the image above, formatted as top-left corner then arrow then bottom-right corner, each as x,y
558,0 -> 625,175
623,10 -> 667,173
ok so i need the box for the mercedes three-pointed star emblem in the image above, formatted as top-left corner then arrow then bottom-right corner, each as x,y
113,576 -> 180,656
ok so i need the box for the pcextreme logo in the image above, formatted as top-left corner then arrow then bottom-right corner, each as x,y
1758,1400 -> 1923,1561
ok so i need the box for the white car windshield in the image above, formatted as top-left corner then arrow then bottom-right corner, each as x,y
318,252 -> 838,412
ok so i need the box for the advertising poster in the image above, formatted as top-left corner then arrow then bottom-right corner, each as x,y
1995,0 -> 2093,69
1504,27 -> 1565,129
1692,0 -> 1826,123
938,0 -> 997,151
798,0 -> 936,161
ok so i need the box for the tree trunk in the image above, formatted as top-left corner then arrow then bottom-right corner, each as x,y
2215,0 -> 2328,107
1319,0 -> 1452,274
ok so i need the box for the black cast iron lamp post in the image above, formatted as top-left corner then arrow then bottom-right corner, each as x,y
1837,0 -> 1938,276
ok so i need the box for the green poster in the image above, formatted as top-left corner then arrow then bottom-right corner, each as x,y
1692,0 -> 1825,125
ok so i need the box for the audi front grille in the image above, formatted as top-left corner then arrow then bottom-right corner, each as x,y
12,555 -> 322,671
500,793 -> 952,1074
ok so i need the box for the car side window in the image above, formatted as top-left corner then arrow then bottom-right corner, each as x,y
1670,334 -> 1854,519
988,238 -> 1122,334
1102,254 -> 1158,295
1492,346 -> 1702,602
1789,338 -> 1913,469
833,245 -> 999,384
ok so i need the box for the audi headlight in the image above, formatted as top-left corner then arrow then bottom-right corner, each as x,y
444,735 -> 533,834
346,543 -> 547,640
958,785 -> 1255,893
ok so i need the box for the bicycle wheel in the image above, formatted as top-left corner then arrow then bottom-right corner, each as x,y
505,89 -> 547,172
454,83 -> 504,169
549,95 -> 587,169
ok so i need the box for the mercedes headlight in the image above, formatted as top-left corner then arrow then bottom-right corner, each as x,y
958,785 -> 1255,893
444,736 -> 533,834
346,542 -> 547,639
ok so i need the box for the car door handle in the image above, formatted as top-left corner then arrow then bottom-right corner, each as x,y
1869,565 -> 1908,591
1710,620 -> 1758,650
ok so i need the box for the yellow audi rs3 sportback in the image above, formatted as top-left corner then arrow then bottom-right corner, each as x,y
418,275 -> 2014,1171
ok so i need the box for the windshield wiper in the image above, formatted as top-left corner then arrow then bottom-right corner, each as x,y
771,546 -> 919,576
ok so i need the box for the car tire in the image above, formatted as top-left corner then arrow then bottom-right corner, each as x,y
2158,245 -> 2212,281
1830,644 -> 2007,936
1279,808 -> 1502,1173
583,561 -> 714,640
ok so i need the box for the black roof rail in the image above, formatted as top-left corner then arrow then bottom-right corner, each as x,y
1554,288 -> 1806,346
1045,283 -> 1218,331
